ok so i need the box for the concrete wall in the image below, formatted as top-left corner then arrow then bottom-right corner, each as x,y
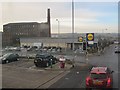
43,43 -> 67,48
20,38 -> 84,49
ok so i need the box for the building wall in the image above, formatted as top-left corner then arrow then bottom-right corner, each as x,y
2,9 -> 51,47
43,43 -> 67,48
2,22 -> 51,47
20,38 -> 84,49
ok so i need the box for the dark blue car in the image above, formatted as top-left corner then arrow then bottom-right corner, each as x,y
0,53 -> 19,64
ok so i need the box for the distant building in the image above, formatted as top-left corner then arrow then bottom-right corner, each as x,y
20,37 -> 99,50
20,37 -> 83,50
2,9 -> 51,47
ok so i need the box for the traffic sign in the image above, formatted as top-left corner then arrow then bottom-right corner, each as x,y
86,33 -> 94,41
88,41 -> 94,44
78,37 -> 83,42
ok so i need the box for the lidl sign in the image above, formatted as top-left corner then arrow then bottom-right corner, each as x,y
78,37 -> 83,42
86,33 -> 94,41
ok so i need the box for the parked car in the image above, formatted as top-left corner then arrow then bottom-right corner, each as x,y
34,54 -> 58,67
86,67 -> 114,89
74,48 -> 84,54
0,53 -> 19,64
114,45 -> 120,53
56,47 -> 62,52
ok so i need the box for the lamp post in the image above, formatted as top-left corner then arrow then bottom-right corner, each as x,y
102,28 -> 107,33
72,0 -> 74,51
56,19 -> 60,47
72,0 -> 75,68
102,28 -> 107,38
56,19 -> 60,38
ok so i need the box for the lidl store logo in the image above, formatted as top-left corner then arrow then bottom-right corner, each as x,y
86,33 -> 94,41
78,37 -> 83,42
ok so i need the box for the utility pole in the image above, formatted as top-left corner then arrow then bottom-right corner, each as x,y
56,19 -> 60,47
72,0 -> 75,68
72,0 -> 74,51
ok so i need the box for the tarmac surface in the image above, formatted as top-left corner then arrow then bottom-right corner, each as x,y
1,57 -> 92,89
2,58 -> 73,89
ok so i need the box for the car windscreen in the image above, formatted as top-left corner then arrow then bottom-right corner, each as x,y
90,73 -> 107,79
2,53 -> 11,58
36,54 -> 48,58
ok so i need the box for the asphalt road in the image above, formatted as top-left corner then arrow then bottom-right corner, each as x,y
87,45 -> 118,88
49,64 -> 92,88
49,44 -> 119,89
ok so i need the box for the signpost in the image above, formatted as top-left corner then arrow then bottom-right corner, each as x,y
86,33 -> 94,51
86,33 -> 94,47
85,33 -> 94,63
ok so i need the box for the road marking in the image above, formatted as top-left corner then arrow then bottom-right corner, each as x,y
65,78 -> 69,80
28,65 -> 45,71
76,72 -> 79,74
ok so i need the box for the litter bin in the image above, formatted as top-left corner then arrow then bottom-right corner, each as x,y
59,56 -> 66,68
60,61 -> 65,68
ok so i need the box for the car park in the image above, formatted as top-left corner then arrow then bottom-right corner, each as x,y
34,54 -> 58,67
86,67 -> 114,89
0,53 -> 19,64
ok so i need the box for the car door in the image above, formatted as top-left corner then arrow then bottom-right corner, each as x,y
49,55 -> 56,64
10,54 -> 16,62
7,54 -> 13,62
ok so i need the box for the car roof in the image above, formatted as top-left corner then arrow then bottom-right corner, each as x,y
90,67 -> 107,74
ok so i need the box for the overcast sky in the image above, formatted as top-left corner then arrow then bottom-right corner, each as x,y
0,0 -> 119,33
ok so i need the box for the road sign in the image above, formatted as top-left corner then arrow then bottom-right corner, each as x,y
88,41 -> 94,44
86,33 -> 94,41
78,37 -> 83,42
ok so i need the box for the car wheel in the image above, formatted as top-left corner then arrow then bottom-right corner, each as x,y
54,60 -> 57,64
6,60 -> 9,63
35,64 -> 39,67
17,58 -> 19,61
54,60 -> 56,64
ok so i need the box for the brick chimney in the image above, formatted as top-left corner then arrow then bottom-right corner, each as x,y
47,8 -> 51,37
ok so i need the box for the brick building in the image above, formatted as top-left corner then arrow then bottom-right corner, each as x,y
2,9 -> 51,47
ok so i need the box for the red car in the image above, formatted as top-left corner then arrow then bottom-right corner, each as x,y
86,67 -> 114,89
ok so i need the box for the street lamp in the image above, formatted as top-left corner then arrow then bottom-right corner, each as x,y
72,0 -> 74,51
56,19 -> 60,47
102,28 -> 107,33
72,0 -> 75,68
56,19 -> 60,38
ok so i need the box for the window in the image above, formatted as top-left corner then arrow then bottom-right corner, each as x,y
90,73 -> 107,79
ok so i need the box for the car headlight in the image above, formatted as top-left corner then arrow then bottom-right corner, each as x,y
34,60 -> 37,62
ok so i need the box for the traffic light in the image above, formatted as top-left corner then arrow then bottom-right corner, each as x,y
83,42 -> 86,50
